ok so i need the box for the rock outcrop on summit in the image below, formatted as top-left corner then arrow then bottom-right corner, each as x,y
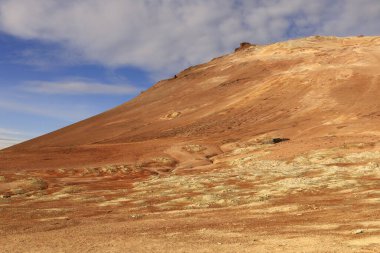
1,36 -> 380,252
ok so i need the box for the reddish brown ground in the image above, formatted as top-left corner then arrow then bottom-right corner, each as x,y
0,36 -> 379,252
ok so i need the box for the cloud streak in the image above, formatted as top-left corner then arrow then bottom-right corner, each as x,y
0,138 -> 21,149
0,127 -> 34,149
0,0 -> 379,74
0,98 -> 95,121
22,80 -> 140,95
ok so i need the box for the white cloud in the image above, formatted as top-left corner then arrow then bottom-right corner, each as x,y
22,80 -> 140,95
0,98 -> 95,121
0,127 -> 33,149
0,138 -> 21,149
0,128 -> 22,136
0,0 -> 379,75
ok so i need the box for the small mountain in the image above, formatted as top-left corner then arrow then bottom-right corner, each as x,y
1,36 -> 380,252
2,35 -> 380,170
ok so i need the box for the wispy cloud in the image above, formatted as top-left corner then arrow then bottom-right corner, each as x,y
0,138 -> 21,149
14,46 -> 85,70
0,127 -> 34,149
0,98 -> 95,121
0,128 -> 23,136
1,0 -> 379,74
22,80 -> 140,95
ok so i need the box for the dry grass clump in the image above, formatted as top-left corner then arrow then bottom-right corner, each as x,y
1,177 -> 48,197
29,178 -> 48,190
183,144 -> 206,153
56,185 -> 83,194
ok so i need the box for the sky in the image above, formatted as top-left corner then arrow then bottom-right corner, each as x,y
0,0 -> 380,149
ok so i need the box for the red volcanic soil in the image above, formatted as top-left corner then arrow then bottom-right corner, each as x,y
0,36 -> 380,252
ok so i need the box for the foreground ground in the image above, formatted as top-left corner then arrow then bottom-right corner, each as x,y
1,135 -> 379,252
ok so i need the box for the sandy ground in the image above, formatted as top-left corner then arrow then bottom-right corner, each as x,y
1,136 -> 379,252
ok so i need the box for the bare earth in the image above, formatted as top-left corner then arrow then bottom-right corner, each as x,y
0,36 -> 379,252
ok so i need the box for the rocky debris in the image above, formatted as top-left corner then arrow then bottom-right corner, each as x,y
140,156 -> 177,168
234,42 -> 254,52
57,168 -> 66,174
19,178 -> 47,191
0,177 -> 48,198
75,164 -> 133,176
261,138 -> 290,144
98,165 -> 131,174
258,194 -> 271,202
1,192 -> 11,199
272,138 -> 290,144
129,214 -> 145,219
183,144 -> 206,153
164,111 -> 181,119
353,229 -> 364,234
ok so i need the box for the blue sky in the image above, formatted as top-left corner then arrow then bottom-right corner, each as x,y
0,0 -> 380,148
0,31 -> 151,148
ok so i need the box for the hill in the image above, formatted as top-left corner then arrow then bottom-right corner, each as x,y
0,36 -> 379,252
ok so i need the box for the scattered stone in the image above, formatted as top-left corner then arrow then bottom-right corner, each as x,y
260,137 -> 290,144
57,168 -> 66,174
165,111 -> 181,119
353,229 -> 364,234
130,214 -> 145,219
272,138 -> 290,144
146,157 -> 177,167
183,144 -> 206,153
258,194 -> 270,202
1,193 -> 11,199
101,166 -> 118,174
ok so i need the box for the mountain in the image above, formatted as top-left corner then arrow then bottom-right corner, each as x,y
1,36 -> 380,252
3,35 -> 380,170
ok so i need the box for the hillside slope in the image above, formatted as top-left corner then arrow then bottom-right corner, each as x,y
2,35 -> 380,170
